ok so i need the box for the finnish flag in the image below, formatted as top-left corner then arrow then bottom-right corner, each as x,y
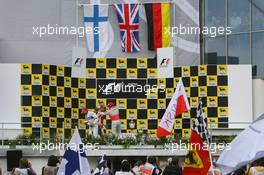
57,128 -> 91,175
84,4 -> 112,53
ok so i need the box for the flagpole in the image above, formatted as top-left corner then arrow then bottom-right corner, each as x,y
76,0 -> 79,47
200,99 -> 215,175
78,0 -> 175,6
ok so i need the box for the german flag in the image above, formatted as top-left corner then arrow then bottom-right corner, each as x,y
144,3 -> 171,51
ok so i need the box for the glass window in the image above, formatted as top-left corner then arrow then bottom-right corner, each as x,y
252,32 -> 264,77
205,36 -> 226,64
228,34 -> 250,64
205,0 -> 226,29
228,0 -> 250,33
252,0 -> 264,31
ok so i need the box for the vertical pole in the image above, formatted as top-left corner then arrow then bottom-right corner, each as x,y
76,0 -> 79,47
200,99 -> 215,175
2,123 -> 4,149
206,136 -> 215,175
62,122 -> 65,144
40,123 -> 42,144
173,0 -> 176,66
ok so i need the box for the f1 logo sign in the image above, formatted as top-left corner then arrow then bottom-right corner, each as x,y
74,58 -> 84,67
160,58 -> 171,67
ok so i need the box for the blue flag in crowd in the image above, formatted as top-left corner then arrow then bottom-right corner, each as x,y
57,128 -> 91,175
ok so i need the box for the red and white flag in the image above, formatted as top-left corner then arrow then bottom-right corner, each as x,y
157,79 -> 190,138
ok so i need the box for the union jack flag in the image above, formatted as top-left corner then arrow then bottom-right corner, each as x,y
114,4 -> 141,53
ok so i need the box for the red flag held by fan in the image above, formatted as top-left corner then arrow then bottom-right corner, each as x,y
157,79 -> 190,138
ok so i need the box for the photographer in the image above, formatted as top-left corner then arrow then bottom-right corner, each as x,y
11,158 -> 36,175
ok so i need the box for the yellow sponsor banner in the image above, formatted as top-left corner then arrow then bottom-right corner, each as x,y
198,86 -> 207,97
42,64 -> 50,75
185,87 -> 190,97
137,99 -> 147,109
79,119 -> 86,130
43,128 -> 50,139
96,99 -> 106,107
148,109 -> 158,120
127,109 -> 137,119
120,119 -> 127,130
79,78 -> 86,89
207,97 -> 218,107
116,99 -> 127,109
207,76 -> 218,86
182,66 -> 190,77
49,96 -> 57,107
32,74 -> 42,85
182,111 -> 191,119
137,58 -> 147,68
218,107 -> 228,118
207,118 -> 218,129
218,86 -> 228,97
217,65 -> 228,76
42,85 -> 49,96
190,97 -> 199,108
21,64 -> 32,74
116,58 -> 127,68
72,108 -> 79,119
32,117 -> 42,128
23,128 -> 32,135
173,77 -> 181,88
198,65 -> 207,76
137,120 -> 147,130
50,118 -> 57,128
147,68 -> 158,78
57,128 -> 63,138
64,98 -> 72,108
158,99 -> 166,109
87,68 -> 96,79
57,87 -> 64,97
32,96 -> 42,106
190,76 -> 199,87
158,78 -> 166,87
64,77 -> 71,87
182,129 -> 191,139
106,69 -> 117,79
96,58 -> 106,68
21,85 -> 31,96
127,68 -> 137,79
57,66 -> 64,76
86,89 -> 96,99
57,108 -> 64,118
50,76 -> 57,86
166,88 -> 174,98
21,106 -> 32,117
79,99 -> 86,109
42,107 -> 49,117
71,88 -> 78,98
64,118 -> 72,129
147,89 -> 158,99
174,119 -> 182,129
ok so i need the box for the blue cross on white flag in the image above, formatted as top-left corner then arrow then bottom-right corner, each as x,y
57,128 -> 91,175
84,4 -> 112,53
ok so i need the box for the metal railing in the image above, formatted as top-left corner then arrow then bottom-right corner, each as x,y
0,121 -> 253,149
0,122 -> 66,149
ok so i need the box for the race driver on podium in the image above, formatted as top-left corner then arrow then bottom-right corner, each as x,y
98,102 -> 121,137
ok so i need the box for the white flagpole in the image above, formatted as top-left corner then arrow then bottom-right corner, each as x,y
76,0 -> 79,47
200,99 -> 215,175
